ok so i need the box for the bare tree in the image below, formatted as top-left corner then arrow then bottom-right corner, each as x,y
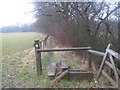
33,1 -> 119,51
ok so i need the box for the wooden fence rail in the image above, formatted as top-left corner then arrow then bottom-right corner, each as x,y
37,47 -> 91,52
87,50 -> 105,56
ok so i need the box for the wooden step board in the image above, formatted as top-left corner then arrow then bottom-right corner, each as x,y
47,62 -> 56,77
64,69 -> 94,80
61,58 -> 68,70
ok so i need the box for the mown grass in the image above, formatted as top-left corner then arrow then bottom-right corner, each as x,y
2,48 -> 48,88
1,32 -> 42,56
45,78 -> 94,88
1,32 -> 44,88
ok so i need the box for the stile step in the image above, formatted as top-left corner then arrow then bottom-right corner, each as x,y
47,62 -> 56,77
61,58 -> 69,70
64,69 -> 94,80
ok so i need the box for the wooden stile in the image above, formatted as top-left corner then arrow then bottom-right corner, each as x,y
34,39 -> 120,88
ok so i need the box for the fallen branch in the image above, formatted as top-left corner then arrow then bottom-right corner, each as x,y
52,70 -> 68,84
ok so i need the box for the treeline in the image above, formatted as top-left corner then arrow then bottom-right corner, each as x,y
33,2 -> 119,52
0,24 -> 33,33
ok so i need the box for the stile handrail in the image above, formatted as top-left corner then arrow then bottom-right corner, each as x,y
37,47 -> 91,52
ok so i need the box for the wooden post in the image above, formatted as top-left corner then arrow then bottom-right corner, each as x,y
88,52 -> 92,71
34,39 -> 42,75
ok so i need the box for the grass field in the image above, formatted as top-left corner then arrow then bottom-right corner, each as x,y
1,32 -> 43,88
1,32 -> 43,56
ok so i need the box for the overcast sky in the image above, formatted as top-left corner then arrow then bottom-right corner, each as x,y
0,0 -> 36,28
0,0 -> 119,28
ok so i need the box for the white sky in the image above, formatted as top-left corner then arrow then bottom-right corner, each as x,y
0,0 -> 36,28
